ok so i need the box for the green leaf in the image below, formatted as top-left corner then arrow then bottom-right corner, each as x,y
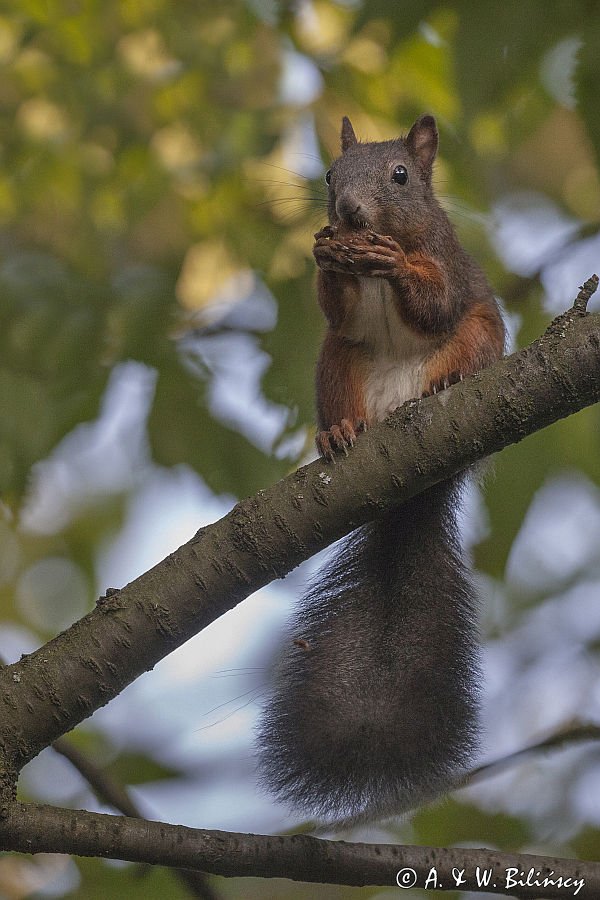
108,751 -> 182,787
475,405 -> 600,578
263,270 -> 322,425
576,14 -> 600,170
572,825 -> 600,860
412,797 -> 530,850
68,857 -> 192,900
455,1 -> 576,119
148,354 -> 289,497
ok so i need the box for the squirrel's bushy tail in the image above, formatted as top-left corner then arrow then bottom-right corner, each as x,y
257,476 -> 480,824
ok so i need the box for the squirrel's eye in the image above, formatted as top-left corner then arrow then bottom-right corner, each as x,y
392,165 -> 408,185
325,169 -> 331,185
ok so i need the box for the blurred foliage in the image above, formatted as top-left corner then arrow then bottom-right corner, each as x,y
1,0 -> 600,898
412,797 -> 529,850
69,858 -> 191,900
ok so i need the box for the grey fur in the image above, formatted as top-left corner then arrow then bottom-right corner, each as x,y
258,477 -> 480,824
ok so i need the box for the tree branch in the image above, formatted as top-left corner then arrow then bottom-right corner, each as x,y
0,278 -> 598,773
0,801 -> 596,898
462,722 -> 600,787
52,739 -> 221,900
0,282 -> 598,892
49,721 -> 600,897
52,739 -> 140,820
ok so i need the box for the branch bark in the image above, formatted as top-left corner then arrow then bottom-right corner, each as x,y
53,739 -> 220,900
0,279 -> 598,775
0,802 -> 596,898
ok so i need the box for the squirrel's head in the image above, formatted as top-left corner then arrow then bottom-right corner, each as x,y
324,114 -> 440,239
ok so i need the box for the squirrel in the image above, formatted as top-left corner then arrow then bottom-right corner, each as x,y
258,114 -> 505,825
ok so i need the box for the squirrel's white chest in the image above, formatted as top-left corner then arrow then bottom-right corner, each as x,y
346,278 -> 432,423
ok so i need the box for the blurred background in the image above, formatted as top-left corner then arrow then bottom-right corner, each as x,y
1,0 -> 600,897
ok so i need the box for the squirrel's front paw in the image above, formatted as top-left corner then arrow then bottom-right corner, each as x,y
313,229 -> 407,277
316,418 -> 367,460
356,231 -> 407,276
321,230 -> 406,277
313,234 -> 359,273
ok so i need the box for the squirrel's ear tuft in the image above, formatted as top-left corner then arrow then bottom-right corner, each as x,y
406,114 -> 438,172
341,116 -> 358,152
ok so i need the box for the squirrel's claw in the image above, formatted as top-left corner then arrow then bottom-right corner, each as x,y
314,225 -> 337,242
316,418 -> 365,460
422,371 -> 464,397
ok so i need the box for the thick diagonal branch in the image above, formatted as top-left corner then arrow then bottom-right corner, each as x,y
0,280 -> 598,772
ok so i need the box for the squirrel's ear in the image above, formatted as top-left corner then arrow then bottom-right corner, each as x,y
406,114 -> 438,171
341,116 -> 358,152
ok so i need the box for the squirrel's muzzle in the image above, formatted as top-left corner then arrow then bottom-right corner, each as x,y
335,191 -> 371,228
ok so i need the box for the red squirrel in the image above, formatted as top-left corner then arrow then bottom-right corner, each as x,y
258,115 -> 505,824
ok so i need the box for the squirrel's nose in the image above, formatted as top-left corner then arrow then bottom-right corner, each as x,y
336,192 -> 367,224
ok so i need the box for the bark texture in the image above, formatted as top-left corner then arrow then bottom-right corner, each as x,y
0,287 -> 597,773
0,803 -> 596,897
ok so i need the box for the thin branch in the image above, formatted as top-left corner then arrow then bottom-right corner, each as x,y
574,274 -> 600,312
0,801 -> 596,898
52,740 -> 140,819
0,279 -> 598,773
461,722 -> 600,787
52,739 -> 221,900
